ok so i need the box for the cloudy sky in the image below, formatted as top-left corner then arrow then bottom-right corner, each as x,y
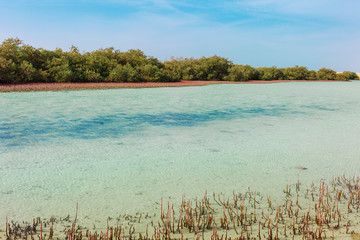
1,0 -> 359,71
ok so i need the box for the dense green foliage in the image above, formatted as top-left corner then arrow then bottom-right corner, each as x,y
0,38 -> 177,84
336,71 -> 359,80
0,38 -> 358,84
316,68 -> 337,80
224,65 -> 259,81
281,66 -> 310,80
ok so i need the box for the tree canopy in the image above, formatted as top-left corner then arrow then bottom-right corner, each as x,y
0,38 -> 358,84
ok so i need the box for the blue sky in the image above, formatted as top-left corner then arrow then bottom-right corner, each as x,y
1,0 -> 359,72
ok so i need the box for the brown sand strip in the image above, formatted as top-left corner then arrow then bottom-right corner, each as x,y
0,80 -> 349,92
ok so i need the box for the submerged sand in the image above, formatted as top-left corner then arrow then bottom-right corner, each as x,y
3,174 -> 360,240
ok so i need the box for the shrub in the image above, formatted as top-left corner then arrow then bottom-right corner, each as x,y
341,71 -> 359,80
107,64 -> 140,82
44,56 -> 73,83
137,64 -> 161,82
224,65 -> 245,81
17,61 -> 36,83
224,65 -> 259,81
316,68 -> 336,80
156,68 -> 181,82
199,56 -> 232,80
163,58 -> 184,81
307,70 -> 317,80
0,38 -> 358,84
0,57 -> 17,84
257,67 -> 284,80
83,69 -> 102,82
282,66 -> 309,80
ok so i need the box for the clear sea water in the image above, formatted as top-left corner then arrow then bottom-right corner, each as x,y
1,82 -> 360,228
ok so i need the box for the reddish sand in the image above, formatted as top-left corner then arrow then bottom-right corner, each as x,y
0,80 -> 349,92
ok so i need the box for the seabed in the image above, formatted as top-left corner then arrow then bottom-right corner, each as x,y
3,174 -> 360,240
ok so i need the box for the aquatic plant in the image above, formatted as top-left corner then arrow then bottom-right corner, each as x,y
4,174 -> 360,240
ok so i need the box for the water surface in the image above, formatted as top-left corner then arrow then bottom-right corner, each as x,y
1,82 -> 360,227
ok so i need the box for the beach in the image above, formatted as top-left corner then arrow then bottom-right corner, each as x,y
0,80 -> 350,92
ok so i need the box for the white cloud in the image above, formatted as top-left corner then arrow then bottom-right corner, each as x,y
1,0 -> 359,71
221,0 -> 360,20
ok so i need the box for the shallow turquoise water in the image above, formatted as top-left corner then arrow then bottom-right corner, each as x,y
1,82 -> 360,227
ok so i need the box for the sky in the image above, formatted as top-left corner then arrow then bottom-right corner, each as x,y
0,0 -> 359,72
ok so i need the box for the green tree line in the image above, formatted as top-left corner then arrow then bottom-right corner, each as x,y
0,38 -> 358,84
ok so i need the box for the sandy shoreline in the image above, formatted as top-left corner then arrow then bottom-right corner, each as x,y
0,80 -> 350,92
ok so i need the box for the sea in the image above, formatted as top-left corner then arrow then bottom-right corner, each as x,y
1,81 -> 360,229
